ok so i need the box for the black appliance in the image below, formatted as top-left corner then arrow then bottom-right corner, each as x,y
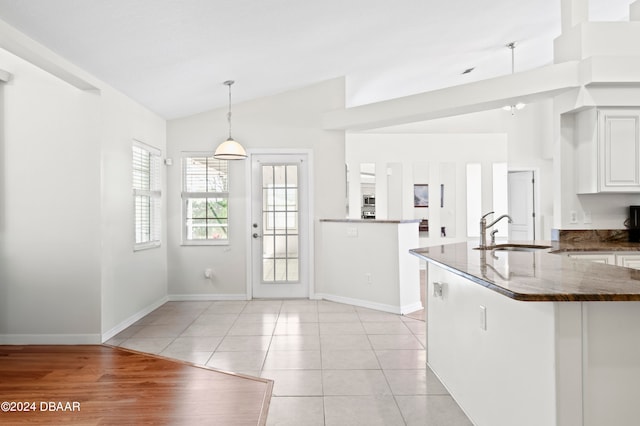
630,206 -> 640,242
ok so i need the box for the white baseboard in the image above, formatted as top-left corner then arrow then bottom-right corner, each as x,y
0,333 -> 102,345
101,295 -> 169,343
400,301 -> 424,315
168,294 -> 247,302
315,293 -> 423,315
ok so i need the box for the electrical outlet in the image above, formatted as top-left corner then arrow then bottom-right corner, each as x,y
570,210 -> 578,224
583,211 -> 592,224
433,282 -> 444,298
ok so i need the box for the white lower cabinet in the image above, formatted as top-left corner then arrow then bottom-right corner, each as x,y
616,254 -> 640,270
567,253 -> 615,264
567,252 -> 640,270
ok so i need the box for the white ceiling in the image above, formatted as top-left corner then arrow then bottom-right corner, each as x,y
0,0 -> 632,119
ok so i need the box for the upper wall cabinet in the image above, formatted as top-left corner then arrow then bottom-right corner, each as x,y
576,108 -> 640,193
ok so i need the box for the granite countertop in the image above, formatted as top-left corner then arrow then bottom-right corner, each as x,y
410,241 -> 640,302
554,240 -> 640,252
320,219 -> 421,224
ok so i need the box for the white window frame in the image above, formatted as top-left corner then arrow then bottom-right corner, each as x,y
181,152 -> 230,246
132,140 -> 162,251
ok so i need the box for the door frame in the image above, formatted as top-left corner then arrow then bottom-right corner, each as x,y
507,167 -> 539,240
245,148 -> 315,299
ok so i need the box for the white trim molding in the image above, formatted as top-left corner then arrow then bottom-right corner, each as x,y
315,293 -> 423,315
101,296 -> 169,343
0,19 -> 98,91
168,294 -> 248,302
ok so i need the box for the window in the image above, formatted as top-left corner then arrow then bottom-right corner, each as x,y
182,154 -> 229,244
132,140 -> 162,250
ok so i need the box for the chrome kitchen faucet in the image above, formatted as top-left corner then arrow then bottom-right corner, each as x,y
479,211 -> 513,248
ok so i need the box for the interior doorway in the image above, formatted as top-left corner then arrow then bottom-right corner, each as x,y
508,170 -> 535,240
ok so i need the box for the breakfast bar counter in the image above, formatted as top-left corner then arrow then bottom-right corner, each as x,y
409,241 -> 640,301
409,241 -> 640,426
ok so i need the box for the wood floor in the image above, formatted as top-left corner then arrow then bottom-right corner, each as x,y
0,345 -> 273,425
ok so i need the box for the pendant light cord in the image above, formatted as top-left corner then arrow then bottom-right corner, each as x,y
224,80 -> 234,140
507,42 -> 516,74
505,42 -> 519,115
511,45 -> 515,74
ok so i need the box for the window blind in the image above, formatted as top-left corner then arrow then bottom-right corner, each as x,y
133,141 -> 161,249
182,154 -> 229,244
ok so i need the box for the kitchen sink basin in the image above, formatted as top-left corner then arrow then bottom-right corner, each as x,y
475,244 -> 552,252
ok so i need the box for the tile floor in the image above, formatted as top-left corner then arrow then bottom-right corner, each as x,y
107,300 -> 472,426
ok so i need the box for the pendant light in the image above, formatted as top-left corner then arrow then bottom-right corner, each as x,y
214,80 -> 247,160
502,42 -> 526,115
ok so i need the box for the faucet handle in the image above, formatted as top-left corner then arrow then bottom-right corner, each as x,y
481,211 -> 495,220
490,229 -> 499,245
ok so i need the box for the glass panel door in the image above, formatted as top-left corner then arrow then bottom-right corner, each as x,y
251,153 -> 309,298
261,164 -> 299,283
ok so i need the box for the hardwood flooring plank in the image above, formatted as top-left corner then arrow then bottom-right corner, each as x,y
0,345 -> 272,425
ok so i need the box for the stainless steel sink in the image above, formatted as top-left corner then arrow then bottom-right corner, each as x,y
475,244 -> 552,252
493,245 -> 551,252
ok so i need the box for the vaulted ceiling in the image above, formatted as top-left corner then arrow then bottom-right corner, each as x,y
0,0 -> 631,119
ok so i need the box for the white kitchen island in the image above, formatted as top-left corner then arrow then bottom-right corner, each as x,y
411,241 -> 640,426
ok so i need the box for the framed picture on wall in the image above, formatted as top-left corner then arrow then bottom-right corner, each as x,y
414,184 -> 429,207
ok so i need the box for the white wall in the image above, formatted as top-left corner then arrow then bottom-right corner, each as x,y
0,49 -> 101,342
0,45 -> 167,343
99,86 -> 168,337
166,79 -> 345,298
505,99 -> 554,238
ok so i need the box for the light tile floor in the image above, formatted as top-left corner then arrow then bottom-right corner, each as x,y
108,300 -> 472,426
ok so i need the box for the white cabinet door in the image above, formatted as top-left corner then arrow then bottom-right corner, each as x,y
567,253 -> 616,264
616,254 -> 640,270
567,253 -> 640,270
598,108 -> 640,192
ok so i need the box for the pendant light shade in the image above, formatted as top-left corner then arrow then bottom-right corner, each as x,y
214,137 -> 247,160
214,80 -> 247,160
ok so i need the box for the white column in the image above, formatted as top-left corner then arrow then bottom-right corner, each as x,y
631,1 -> 640,21
560,0 -> 589,33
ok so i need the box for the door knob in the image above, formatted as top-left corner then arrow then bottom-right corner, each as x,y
253,233 -> 261,239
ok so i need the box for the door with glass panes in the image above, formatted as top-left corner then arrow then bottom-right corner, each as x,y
250,154 -> 309,298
